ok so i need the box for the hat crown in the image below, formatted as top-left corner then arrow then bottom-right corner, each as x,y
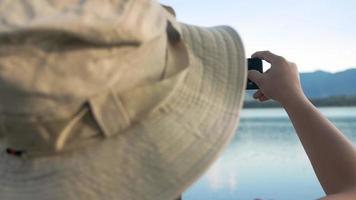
0,0 -> 166,44
0,0 -> 167,119
0,0 -> 190,156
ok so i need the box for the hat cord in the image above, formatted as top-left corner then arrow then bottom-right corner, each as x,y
5,148 -> 25,157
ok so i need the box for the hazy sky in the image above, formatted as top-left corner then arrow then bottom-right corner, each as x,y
160,0 -> 356,72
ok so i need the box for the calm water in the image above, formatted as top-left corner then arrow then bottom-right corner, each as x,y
184,107 -> 356,200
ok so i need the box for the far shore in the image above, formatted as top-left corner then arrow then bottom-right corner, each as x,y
243,96 -> 356,108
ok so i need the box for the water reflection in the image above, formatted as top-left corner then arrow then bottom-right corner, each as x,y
185,107 -> 356,200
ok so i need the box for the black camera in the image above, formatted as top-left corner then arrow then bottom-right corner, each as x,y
246,58 -> 263,90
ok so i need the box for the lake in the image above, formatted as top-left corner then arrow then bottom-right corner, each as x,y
184,107 -> 356,200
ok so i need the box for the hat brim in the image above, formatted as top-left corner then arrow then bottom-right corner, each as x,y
0,24 -> 246,200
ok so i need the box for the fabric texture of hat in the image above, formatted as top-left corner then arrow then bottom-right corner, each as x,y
0,0 -> 247,199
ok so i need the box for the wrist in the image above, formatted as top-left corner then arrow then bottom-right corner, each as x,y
279,91 -> 309,110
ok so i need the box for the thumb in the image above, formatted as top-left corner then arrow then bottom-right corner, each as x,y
248,70 -> 264,87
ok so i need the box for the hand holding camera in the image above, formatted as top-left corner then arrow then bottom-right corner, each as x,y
247,51 -> 305,107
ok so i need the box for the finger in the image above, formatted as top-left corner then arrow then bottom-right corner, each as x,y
259,95 -> 270,102
251,51 -> 279,63
253,90 -> 264,99
248,70 -> 264,87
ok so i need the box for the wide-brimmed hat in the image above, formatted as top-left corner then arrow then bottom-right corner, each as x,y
0,0 -> 246,199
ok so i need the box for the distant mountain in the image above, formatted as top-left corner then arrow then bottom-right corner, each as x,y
244,68 -> 356,102
300,68 -> 356,99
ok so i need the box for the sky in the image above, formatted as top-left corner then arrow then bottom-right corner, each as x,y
160,0 -> 356,72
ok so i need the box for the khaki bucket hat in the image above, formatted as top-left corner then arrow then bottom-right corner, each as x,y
0,0 -> 246,199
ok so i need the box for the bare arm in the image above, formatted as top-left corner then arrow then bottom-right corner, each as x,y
248,51 -> 356,199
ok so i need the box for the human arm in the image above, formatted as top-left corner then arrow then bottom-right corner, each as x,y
248,51 -> 356,199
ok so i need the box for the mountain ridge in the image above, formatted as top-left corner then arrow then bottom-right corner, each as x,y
300,68 -> 356,98
245,68 -> 356,101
